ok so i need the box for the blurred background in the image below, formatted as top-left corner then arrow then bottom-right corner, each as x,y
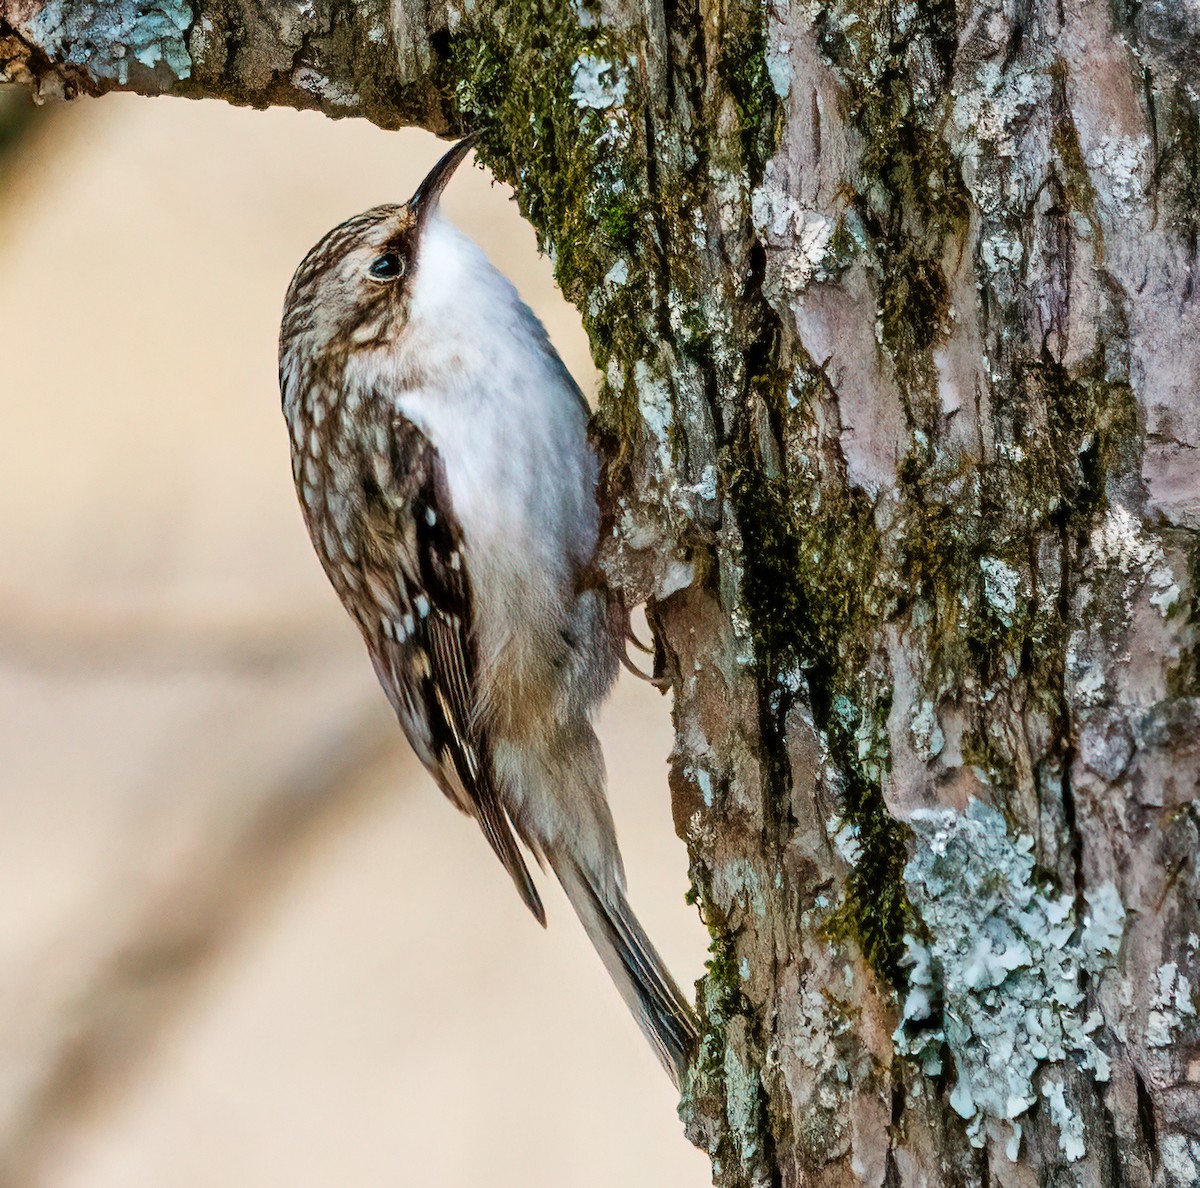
0,89 -> 709,1187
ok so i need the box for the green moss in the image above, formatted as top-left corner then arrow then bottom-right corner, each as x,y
1006,358 -> 1137,524
715,10 -> 778,182
447,6 -> 633,303
875,249 -> 951,394
823,213 -> 866,274
960,726 -> 1019,788
823,706 -> 911,975
728,333 -> 1138,980
1049,60 -> 1102,237
888,351 -> 1141,847
1153,81 -> 1200,256
698,929 -> 748,1072
813,1 -> 968,413
732,381 -> 911,977
444,0 -> 663,461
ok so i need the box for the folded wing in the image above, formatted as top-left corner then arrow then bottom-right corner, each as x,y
358,414 -> 545,926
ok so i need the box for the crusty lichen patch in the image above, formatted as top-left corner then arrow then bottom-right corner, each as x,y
27,0 -> 192,87
1146,960 -> 1197,1048
895,800 -> 1124,1160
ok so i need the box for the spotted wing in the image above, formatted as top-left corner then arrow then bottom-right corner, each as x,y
359,416 -> 545,926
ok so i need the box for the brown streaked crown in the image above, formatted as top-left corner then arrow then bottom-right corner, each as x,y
279,138 -> 478,366
280,204 -> 420,361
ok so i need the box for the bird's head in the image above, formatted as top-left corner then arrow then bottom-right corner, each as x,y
280,136 -> 476,366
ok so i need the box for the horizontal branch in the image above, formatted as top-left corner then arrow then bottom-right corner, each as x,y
0,0 -> 451,131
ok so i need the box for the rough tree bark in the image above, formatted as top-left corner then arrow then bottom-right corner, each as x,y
4,1 -> 1199,1183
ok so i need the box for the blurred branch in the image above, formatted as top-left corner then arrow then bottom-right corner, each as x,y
0,599 -> 347,674
0,83 -> 35,158
0,691 -> 397,1188
0,1 -> 451,131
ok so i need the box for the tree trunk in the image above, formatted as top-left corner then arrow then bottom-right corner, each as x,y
4,1 -> 1199,1183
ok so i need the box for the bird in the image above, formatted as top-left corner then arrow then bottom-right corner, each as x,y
278,136 -> 698,1085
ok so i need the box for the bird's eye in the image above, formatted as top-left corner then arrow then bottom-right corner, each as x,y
368,252 -> 404,281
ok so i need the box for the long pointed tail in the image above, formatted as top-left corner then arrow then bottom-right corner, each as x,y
556,861 -> 698,1086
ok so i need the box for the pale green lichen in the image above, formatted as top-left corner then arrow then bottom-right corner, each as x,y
1162,1135 -> 1200,1186
29,0 -> 192,84
1091,502 -> 1181,618
691,767 -> 716,808
828,815 -> 863,865
979,556 -> 1021,628
750,180 -> 837,292
1085,133 -> 1152,215
909,699 -> 945,762
723,1039 -> 765,1168
603,258 -> 629,286
781,975 -> 858,1157
292,67 -> 360,108
952,58 -> 1050,204
1041,1078 -> 1086,1163
895,800 -> 1125,1158
570,54 -> 629,109
1146,961 -> 1197,1048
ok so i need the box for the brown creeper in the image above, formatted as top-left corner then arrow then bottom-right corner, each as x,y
278,139 -> 697,1084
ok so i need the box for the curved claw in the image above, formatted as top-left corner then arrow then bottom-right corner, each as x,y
626,624 -> 654,654
620,648 -> 671,689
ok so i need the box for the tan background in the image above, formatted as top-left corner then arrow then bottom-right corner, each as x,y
0,93 -> 709,1187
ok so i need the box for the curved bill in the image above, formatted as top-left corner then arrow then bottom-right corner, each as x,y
407,134 -> 480,226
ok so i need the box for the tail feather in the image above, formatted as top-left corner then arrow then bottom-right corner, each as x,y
558,862 -> 698,1086
475,793 -> 546,927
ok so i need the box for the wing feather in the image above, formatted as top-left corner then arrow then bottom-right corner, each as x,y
359,416 -> 544,926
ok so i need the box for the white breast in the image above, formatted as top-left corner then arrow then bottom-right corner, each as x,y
357,215 -> 599,688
